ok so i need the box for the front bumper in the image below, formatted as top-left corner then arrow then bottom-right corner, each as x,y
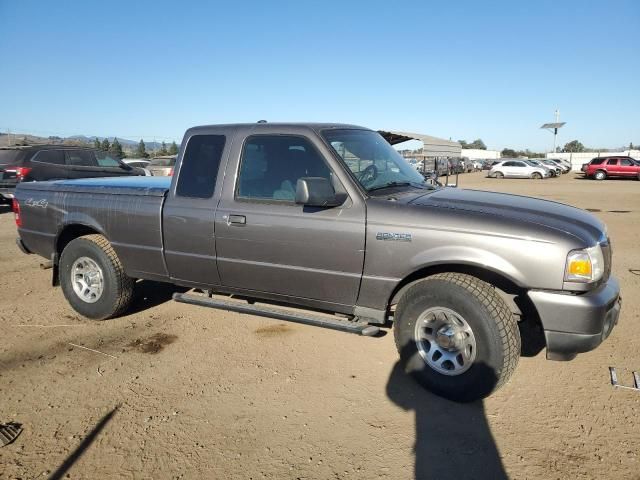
528,276 -> 621,360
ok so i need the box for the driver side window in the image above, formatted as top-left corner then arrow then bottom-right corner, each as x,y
237,135 -> 332,202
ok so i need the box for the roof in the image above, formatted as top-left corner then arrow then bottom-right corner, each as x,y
0,144 -> 95,151
378,130 -> 462,158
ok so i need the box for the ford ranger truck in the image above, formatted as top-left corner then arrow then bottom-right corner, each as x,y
13,123 -> 621,402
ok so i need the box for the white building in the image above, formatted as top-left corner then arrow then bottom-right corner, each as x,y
460,149 -> 500,161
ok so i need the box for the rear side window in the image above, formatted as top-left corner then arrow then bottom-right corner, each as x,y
620,159 -> 633,166
176,135 -> 225,198
590,158 -> 604,165
606,158 -> 618,165
237,135 -> 332,202
65,151 -> 96,166
32,150 -> 65,165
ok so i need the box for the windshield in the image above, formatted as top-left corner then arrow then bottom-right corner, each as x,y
321,129 -> 430,192
94,151 -> 122,167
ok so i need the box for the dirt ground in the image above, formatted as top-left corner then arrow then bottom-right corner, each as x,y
1,171 -> 639,480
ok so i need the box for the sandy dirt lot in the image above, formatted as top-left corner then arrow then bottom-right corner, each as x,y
1,172 -> 639,480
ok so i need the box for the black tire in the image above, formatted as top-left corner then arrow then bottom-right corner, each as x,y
393,273 -> 520,402
494,171 -> 504,179
593,170 -> 606,181
531,172 -> 542,179
59,234 -> 134,320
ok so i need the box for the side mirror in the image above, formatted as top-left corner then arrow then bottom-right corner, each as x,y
295,177 -> 342,207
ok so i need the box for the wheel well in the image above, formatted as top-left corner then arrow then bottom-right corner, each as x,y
389,264 -> 523,308
56,224 -> 101,257
388,264 -> 546,356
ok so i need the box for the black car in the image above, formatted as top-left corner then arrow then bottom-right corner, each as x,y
0,145 -> 144,203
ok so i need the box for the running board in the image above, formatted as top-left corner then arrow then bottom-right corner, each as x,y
172,292 -> 380,336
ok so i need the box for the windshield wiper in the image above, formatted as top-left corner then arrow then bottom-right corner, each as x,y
367,181 -> 426,192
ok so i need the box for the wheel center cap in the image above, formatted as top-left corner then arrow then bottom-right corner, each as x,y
435,325 -> 462,350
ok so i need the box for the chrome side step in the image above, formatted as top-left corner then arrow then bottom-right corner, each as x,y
172,293 -> 380,337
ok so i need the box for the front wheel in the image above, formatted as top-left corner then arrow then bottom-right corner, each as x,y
593,170 -> 607,180
531,172 -> 542,179
494,171 -> 504,179
393,273 -> 520,402
59,234 -> 135,320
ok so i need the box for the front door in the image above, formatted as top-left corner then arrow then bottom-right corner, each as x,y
214,132 -> 366,308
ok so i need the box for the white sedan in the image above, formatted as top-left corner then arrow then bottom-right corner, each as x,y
488,160 -> 549,179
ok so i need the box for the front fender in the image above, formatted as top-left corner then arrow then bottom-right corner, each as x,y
407,245 -> 527,287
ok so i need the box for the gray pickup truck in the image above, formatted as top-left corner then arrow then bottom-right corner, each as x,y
14,123 -> 621,402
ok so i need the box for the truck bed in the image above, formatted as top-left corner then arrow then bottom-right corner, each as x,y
16,176 -> 171,281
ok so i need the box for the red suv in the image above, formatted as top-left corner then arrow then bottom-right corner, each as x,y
585,156 -> 640,180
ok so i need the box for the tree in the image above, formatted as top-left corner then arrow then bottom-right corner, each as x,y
459,139 -> 487,150
101,138 -> 110,152
562,140 -> 585,153
469,139 -> 487,150
159,141 -> 168,156
109,138 -> 124,159
501,148 -> 518,157
136,139 -> 149,158
168,141 -> 178,155
94,138 -> 101,150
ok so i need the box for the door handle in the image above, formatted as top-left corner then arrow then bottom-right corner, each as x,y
227,214 -> 246,225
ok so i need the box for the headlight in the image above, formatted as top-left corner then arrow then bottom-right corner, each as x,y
565,245 -> 605,283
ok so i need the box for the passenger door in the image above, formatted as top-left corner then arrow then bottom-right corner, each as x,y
214,132 -> 366,308
618,158 -> 635,177
605,158 -> 620,176
163,132 -> 229,286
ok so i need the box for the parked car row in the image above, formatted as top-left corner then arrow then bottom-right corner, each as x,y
0,145 -> 146,204
487,158 -> 571,179
0,146 -> 180,205
581,156 -> 640,180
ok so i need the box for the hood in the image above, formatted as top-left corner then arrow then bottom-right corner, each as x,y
408,188 -> 606,245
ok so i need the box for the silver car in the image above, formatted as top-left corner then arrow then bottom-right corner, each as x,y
489,160 -> 549,179
147,156 -> 176,176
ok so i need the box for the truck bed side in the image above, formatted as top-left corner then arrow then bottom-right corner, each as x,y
16,177 -> 170,281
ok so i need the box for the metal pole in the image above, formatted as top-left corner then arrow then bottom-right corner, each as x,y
553,109 -> 560,153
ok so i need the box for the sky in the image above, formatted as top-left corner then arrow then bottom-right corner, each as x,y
0,0 -> 638,151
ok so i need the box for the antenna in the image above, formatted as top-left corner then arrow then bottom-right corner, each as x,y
540,109 -> 566,153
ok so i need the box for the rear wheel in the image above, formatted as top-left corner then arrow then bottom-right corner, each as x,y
594,170 -> 607,180
531,172 -> 542,179
494,172 -> 504,179
393,273 -> 520,402
59,234 -> 134,320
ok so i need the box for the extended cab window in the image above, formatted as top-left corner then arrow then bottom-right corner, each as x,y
176,135 -> 225,198
237,135 -> 331,201
32,150 -> 65,164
